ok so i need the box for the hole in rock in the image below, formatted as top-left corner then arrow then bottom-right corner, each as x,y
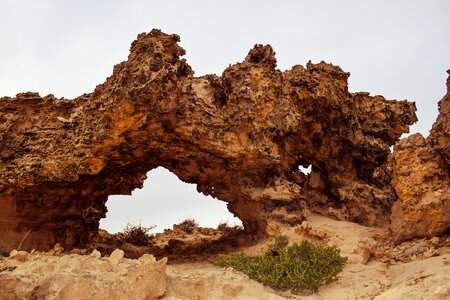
100,167 -> 242,234
298,164 -> 312,175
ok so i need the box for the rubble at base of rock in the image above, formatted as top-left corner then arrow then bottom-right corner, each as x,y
0,249 -> 167,299
1,215 -> 448,300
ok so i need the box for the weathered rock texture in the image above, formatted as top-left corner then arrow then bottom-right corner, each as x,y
390,133 -> 450,242
0,250 -> 167,299
388,70 -> 450,242
90,223 -> 244,261
429,69 -> 450,171
0,29 -> 418,251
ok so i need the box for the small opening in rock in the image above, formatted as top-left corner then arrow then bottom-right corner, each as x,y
100,167 -> 242,234
298,164 -> 312,175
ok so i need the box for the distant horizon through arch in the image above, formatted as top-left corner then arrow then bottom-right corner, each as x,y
100,166 -> 243,234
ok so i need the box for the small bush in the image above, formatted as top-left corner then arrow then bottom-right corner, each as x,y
217,222 -> 243,236
217,221 -> 231,231
213,235 -> 347,294
178,218 -> 199,234
122,221 -> 155,246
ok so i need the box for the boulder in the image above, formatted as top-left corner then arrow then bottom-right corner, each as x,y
390,133 -> 450,242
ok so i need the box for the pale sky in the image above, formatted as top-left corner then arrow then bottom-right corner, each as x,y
1,1 -> 449,233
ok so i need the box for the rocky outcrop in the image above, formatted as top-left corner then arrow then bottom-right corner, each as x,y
89,223 -> 244,261
0,29 -> 417,251
390,134 -> 450,242
388,69 -> 450,242
0,249 -> 167,299
428,69 -> 450,170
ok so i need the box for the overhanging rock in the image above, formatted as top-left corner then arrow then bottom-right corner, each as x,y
0,29 -> 417,251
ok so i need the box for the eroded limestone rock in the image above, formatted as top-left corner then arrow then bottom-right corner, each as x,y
0,250 -> 167,299
390,133 -> 450,242
429,69 -> 450,170
0,29 -> 417,251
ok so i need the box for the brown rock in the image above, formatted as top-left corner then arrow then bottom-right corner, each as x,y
53,243 -> 64,255
390,133 -> 450,242
90,249 -> 101,259
0,29 -> 416,251
428,69 -> 450,170
108,248 -> 124,265
9,250 -> 28,262
119,242 -> 148,259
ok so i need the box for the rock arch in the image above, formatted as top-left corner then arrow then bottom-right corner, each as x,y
100,166 -> 242,233
0,29 -> 417,251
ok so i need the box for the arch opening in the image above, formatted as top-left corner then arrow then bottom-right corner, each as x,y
100,167 -> 242,234
298,164 -> 312,175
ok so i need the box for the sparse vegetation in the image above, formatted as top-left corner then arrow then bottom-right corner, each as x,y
213,235 -> 347,294
217,221 -> 230,231
177,218 -> 199,234
217,221 -> 243,235
122,221 -> 155,246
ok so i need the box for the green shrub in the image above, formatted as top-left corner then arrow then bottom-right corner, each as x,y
122,221 -> 155,246
213,235 -> 347,294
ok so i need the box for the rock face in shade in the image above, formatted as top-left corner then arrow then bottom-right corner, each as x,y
0,29 -> 418,251
428,69 -> 450,171
390,133 -> 450,242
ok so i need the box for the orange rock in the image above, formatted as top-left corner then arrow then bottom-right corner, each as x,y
0,29 -> 417,251
390,133 -> 450,242
428,69 -> 450,169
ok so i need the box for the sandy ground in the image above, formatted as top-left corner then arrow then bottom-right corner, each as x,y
164,214 -> 450,299
1,214 -> 449,299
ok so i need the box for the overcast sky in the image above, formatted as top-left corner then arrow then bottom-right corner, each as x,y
1,1 -> 449,233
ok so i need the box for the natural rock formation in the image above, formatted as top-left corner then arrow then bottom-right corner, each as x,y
0,249 -> 167,299
388,70 -> 450,242
90,223 -> 244,261
390,133 -> 450,242
429,69 -> 450,170
0,29 -> 417,251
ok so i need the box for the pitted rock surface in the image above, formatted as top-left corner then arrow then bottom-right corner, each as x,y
429,69 -> 450,170
0,250 -> 167,299
390,133 -> 450,242
0,29 -> 420,250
